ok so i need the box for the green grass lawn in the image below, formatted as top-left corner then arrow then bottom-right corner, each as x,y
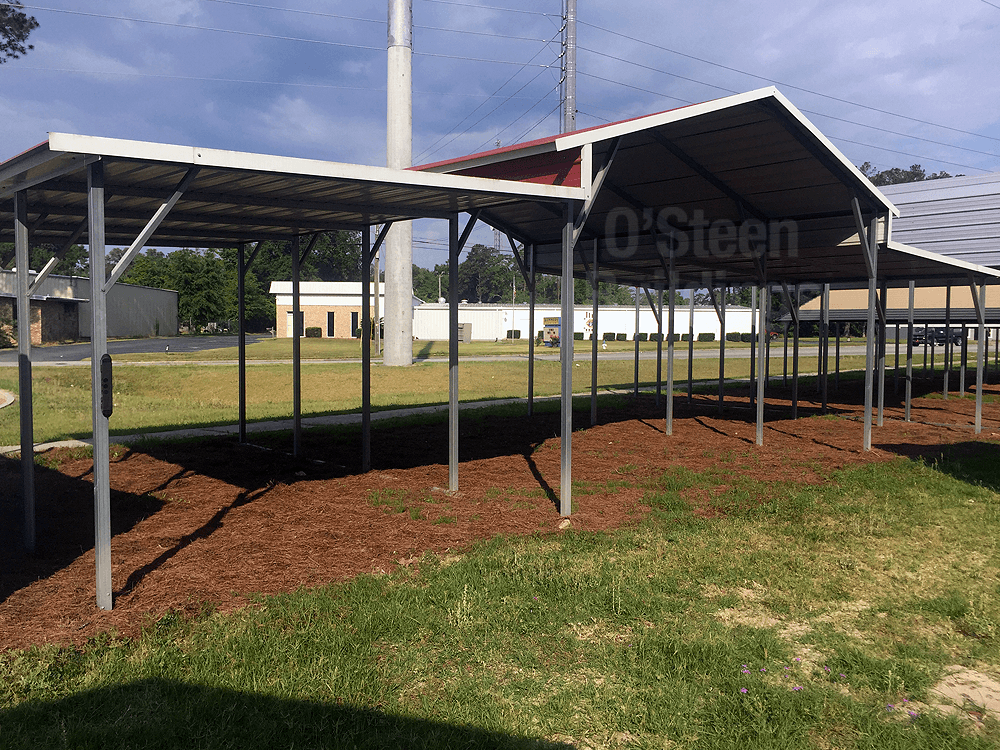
0,355 -> 873,446
2,447 -> 999,748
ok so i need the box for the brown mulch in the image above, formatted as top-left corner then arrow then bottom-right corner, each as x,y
2,377 -> 998,652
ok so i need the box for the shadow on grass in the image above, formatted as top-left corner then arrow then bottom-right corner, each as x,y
0,678 -> 572,750
874,440 -> 1000,492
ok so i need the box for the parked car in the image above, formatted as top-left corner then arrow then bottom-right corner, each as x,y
912,327 -> 965,346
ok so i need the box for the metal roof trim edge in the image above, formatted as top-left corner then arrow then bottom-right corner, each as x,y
765,89 -> 899,218
887,239 -> 1000,279
43,133 -> 586,203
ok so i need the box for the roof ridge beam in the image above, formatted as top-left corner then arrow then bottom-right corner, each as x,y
648,130 -> 768,222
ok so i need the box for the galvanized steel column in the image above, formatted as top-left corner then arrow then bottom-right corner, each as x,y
88,160 -> 112,610
666,260 -> 676,437
362,225 -> 372,471
792,284 -> 799,420
14,190 -> 34,552
591,239 -> 598,425
687,293 -> 694,404
756,284 -> 767,446
238,243 -> 247,444
291,233 -> 301,458
656,288 -> 663,407
528,244 -> 536,417
749,286 -> 757,406
976,283 -> 986,434
905,281 -> 914,422
633,286 -> 640,397
944,286 -> 951,399
821,283 -> 830,412
559,202 -> 574,517
863,219 -> 878,453
878,281 -> 887,427
449,214 -> 460,491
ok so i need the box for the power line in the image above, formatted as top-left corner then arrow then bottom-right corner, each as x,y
415,30 -> 562,162
470,81 -> 561,152
579,72 -> 988,173
419,0 -> 559,18
579,45 -> 1000,161
578,18 -> 1000,146
14,4 -> 557,66
510,101 -> 561,144
10,65 -> 549,101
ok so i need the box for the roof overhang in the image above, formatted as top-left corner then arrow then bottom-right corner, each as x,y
0,133 -> 585,249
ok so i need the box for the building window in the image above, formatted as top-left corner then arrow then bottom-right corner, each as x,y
351,311 -> 359,337
327,311 -> 335,338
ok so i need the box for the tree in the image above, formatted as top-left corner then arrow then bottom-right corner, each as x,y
858,162 -> 959,186
168,248 -> 227,331
1,1 -> 38,64
457,244 -> 514,303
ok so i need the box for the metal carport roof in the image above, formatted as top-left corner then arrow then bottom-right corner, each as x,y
418,87 -> 999,290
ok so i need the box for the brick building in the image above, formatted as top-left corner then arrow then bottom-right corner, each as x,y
269,281 -> 422,339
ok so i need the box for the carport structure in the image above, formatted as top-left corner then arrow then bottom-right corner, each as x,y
419,86 -> 1000,461
3,86 -> 998,612
0,133 -> 584,609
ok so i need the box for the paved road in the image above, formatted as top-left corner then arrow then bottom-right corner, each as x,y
0,336 -> 872,367
0,334 -> 272,364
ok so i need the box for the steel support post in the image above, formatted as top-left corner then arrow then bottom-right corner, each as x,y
633,286 -> 640,397
835,323 -> 841,391
14,190 -> 34,552
976,283 -> 986,434
905,281 -> 914,422
756,284 -> 767,446
944,286 -> 951,399
863,274 -> 877,451
893,323 -> 900,394
783,321 -> 789,387
291,233 -> 302,458
792,284 -> 800,420
821,284 -> 830,411
362,225 -> 372,471
877,281 -> 887,428
750,286 -> 757,406
666,254 -> 676,436
591,240 -> 599,425
559,203 -> 575,517
655,289 -> 663,407
88,160 -> 112,610
687,293 -> 694,404
960,324 -> 968,397
238,243 -> 249,444
816,286 -> 823,395
449,215 -> 460,491
528,245 -> 536,417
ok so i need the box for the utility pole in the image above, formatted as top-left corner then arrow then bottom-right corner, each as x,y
561,0 -> 577,133
385,0 -> 413,365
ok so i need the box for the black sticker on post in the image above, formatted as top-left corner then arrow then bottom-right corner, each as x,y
100,354 -> 113,418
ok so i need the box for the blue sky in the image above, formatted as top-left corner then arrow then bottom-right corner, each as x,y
2,0 -> 1000,268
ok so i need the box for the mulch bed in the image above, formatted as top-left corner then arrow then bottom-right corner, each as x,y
2,377 -> 997,652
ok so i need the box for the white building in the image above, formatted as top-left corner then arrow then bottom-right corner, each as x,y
412,302 -> 753,342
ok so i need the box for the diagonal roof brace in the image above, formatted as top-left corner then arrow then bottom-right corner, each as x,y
367,222 -> 394,266
104,166 -> 201,293
968,273 -> 986,327
571,137 -> 620,250
851,196 -> 875,280
643,287 -> 661,326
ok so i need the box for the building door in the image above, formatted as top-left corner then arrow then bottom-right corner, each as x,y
286,311 -> 304,337
327,311 -> 335,338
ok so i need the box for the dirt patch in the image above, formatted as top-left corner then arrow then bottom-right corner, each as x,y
2,378 -> 999,651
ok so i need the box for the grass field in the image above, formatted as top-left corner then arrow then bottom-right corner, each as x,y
2,446 -> 999,748
107,336 -> 771,363
0,354 -> 873,446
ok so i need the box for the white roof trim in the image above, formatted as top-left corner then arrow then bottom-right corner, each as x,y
887,239 -> 1000,279
45,133 -> 586,203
